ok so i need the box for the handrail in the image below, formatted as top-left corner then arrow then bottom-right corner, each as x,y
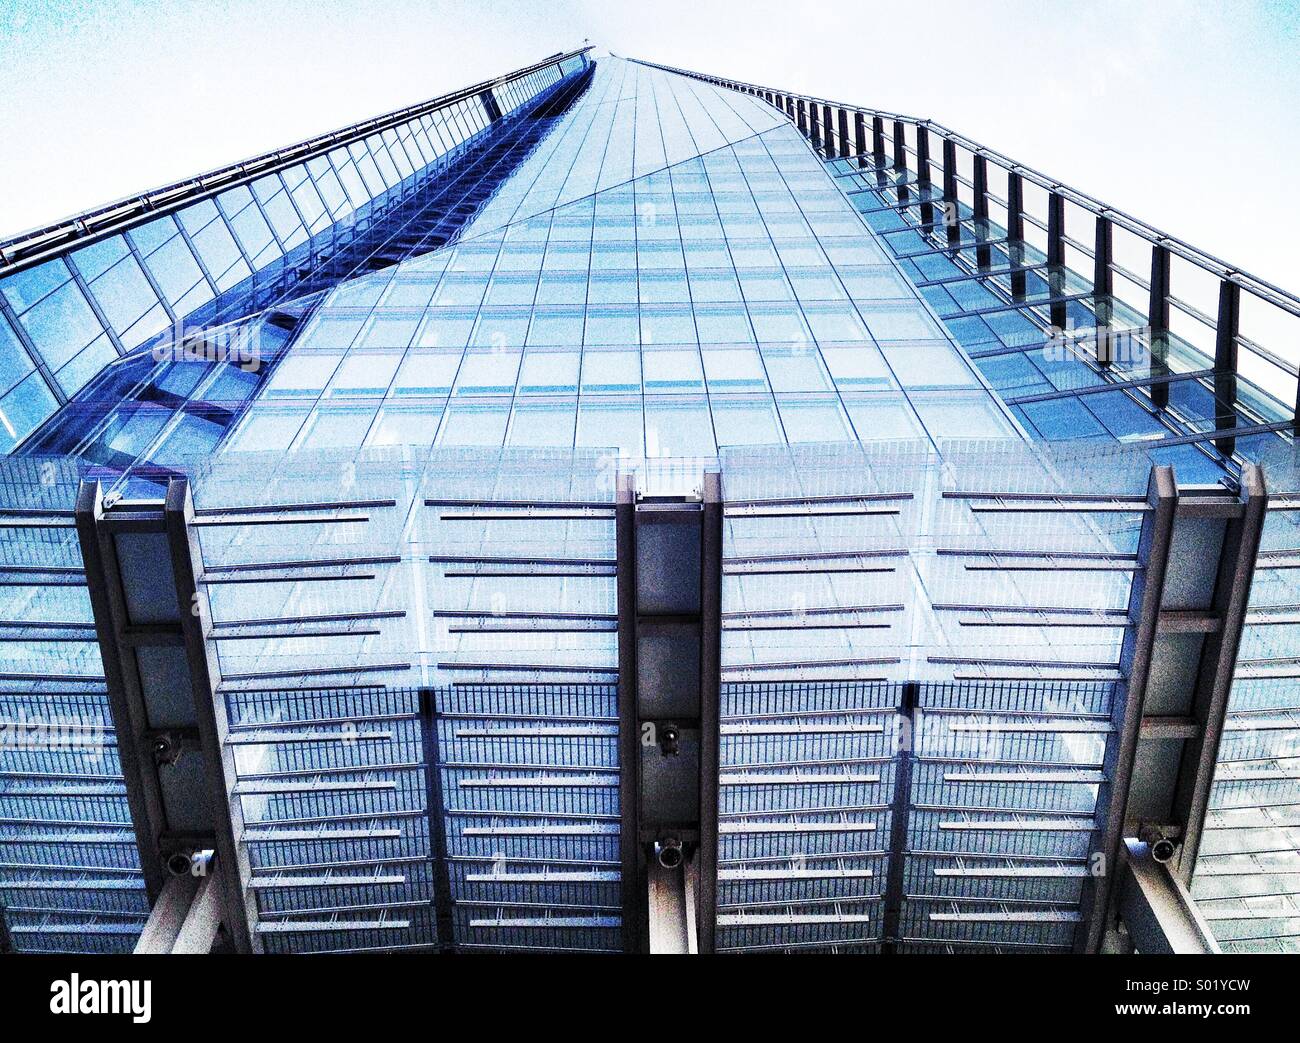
630,57 -> 1300,322
0,47 -> 593,275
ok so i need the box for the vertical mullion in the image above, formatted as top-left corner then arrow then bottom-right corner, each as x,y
418,689 -> 456,951
973,154 -> 991,270
1093,214 -> 1114,366
1149,244 -> 1171,409
1213,279 -> 1240,457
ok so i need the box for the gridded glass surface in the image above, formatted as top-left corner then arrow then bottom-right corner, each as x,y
0,53 -> 586,452
716,440 -> 1153,952
24,58 -> 1021,471
3,50 -> 1299,957
190,447 -> 622,952
0,457 -> 148,952
826,152 -> 1288,484
1191,498 -> 1300,952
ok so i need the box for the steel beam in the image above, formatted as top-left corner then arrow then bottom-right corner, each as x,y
647,859 -> 699,954
697,472 -> 722,954
75,477 -> 256,953
1118,840 -> 1221,953
880,681 -> 918,953
134,855 -> 224,954
916,125 -> 934,227
172,868 -> 224,954
1079,465 -> 1268,950
74,482 -> 169,902
418,689 -> 457,950
615,474 -> 642,952
616,472 -> 721,954
915,124 -> 931,186
134,870 -> 201,954
1076,465 -> 1178,952
164,479 -> 256,954
1172,465 -> 1267,881
478,89 -> 504,122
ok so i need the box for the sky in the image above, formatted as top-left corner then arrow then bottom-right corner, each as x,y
1,0 -> 1298,290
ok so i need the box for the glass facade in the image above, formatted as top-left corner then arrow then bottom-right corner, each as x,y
1,50 -> 1297,955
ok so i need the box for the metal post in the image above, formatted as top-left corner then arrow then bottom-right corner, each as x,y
134,872 -> 202,954
837,107 -> 851,158
1172,465 -> 1267,882
171,868 -> 223,954
697,471 -> 722,954
647,859 -> 698,954
1076,466 -> 1178,952
915,125 -> 931,186
854,111 -> 868,167
1118,840 -> 1221,953
916,125 -> 933,227
1048,191 -> 1067,329
1094,214 -> 1114,365
1007,171 -> 1026,299
1149,243 -> 1171,408
942,137 -> 960,245
973,154 -> 990,270
75,478 -> 256,953
615,473 -> 642,953
73,483 -> 168,902
164,479 -> 256,955
418,689 -> 457,950
135,857 -> 224,954
880,681 -> 917,953
1213,278 -> 1241,458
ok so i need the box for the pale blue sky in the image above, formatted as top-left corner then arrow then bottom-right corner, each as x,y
1,0 -> 1297,287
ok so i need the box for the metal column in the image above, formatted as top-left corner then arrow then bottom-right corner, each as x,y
1213,278 -> 1241,457
973,154 -> 991,270
1094,214 -> 1115,365
1047,190 -> 1067,329
1077,464 -> 1268,951
880,681 -> 917,953
1076,466 -> 1178,952
1117,840 -> 1221,953
1149,243 -> 1172,409
941,137 -> 960,245
1007,171 -> 1026,299
75,478 -> 256,953
615,472 -> 722,954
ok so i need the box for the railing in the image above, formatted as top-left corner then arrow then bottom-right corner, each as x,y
631,58 -> 1300,441
0,47 -> 593,276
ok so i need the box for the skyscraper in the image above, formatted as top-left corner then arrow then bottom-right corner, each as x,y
0,47 -> 1296,955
